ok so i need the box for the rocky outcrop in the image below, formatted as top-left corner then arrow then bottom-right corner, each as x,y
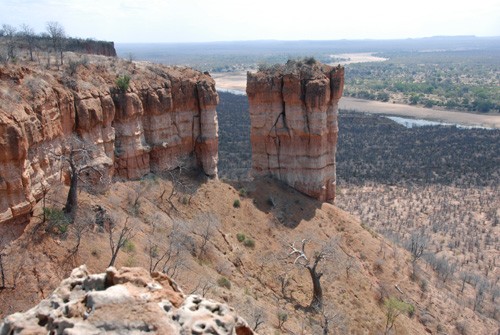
0,266 -> 255,335
247,61 -> 344,202
0,61 -> 218,225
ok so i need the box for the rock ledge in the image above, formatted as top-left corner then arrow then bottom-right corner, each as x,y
0,266 -> 254,335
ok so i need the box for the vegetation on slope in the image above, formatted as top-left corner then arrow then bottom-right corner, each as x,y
216,92 -> 500,329
2,173 -> 497,334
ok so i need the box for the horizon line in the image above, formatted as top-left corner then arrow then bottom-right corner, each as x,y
114,35 -> 500,45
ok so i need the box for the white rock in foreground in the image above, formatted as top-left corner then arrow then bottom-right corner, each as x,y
0,265 -> 254,335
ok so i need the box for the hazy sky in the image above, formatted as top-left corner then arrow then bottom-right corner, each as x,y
1,0 -> 499,43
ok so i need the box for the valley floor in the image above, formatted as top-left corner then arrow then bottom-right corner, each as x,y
212,72 -> 500,128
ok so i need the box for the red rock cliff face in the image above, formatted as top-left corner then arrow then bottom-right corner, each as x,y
247,61 -> 344,202
0,60 -> 218,225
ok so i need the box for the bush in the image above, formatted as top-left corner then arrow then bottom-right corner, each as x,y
43,207 -> 69,234
373,258 -> 384,273
115,75 -> 130,92
243,238 -> 255,248
238,188 -> 247,197
236,233 -> 246,242
217,276 -> 231,289
384,297 -> 414,332
408,304 -> 416,318
277,310 -> 288,328
304,56 -> 317,65
121,239 -> 136,253
233,199 -> 241,208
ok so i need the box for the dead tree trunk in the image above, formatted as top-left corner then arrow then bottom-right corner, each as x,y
64,152 -> 78,221
307,264 -> 324,310
289,239 -> 335,311
0,254 -> 5,289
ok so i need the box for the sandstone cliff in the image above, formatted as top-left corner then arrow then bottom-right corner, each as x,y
0,266 -> 254,335
0,58 -> 218,225
247,60 -> 344,202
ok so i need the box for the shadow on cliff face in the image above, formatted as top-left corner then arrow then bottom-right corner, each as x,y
230,176 -> 323,228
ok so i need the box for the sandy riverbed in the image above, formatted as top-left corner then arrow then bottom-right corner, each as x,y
329,53 -> 388,65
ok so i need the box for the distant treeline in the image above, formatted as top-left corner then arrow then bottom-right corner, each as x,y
0,22 -> 116,64
117,37 -> 500,113
345,50 -> 499,113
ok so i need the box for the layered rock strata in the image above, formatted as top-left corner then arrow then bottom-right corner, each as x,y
0,62 -> 218,225
0,266 -> 255,335
247,61 -> 344,202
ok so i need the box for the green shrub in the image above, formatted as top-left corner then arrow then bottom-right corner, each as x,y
236,233 -> 246,242
384,297 -> 414,333
115,75 -> 130,92
277,310 -> 288,328
304,56 -> 317,65
121,239 -> 136,253
43,207 -> 70,234
408,304 -> 416,318
233,199 -> 241,208
58,223 -> 69,234
238,188 -> 247,197
243,238 -> 255,248
217,276 -> 231,289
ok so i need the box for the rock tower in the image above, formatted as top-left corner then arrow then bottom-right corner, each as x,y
247,60 -> 344,202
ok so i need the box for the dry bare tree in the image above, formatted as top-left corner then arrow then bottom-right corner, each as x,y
277,272 -> 291,299
1,24 -> 17,61
288,238 -> 338,310
46,21 -> 65,66
159,158 -> 196,212
406,231 -> 428,279
50,136 -> 110,222
384,297 -> 413,335
191,213 -> 220,259
473,279 -> 488,312
315,302 -> 347,335
189,278 -> 215,297
69,211 -> 94,257
247,306 -> 266,332
146,219 -> 192,277
127,182 -> 152,217
108,216 -> 135,267
19,23 -> 36,61
0,236 -> 6,289
344,256 -> 355,280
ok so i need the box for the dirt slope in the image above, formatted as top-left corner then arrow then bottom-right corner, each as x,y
0,176 -> 497,334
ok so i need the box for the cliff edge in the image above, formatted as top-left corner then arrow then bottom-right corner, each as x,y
0,57 -> 218,225
247,60 -> 344,202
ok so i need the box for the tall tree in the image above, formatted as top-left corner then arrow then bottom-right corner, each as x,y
19,24 -> 36,61
51,136 -> 109,222
406,231 -> 427,279
46,21 -> 65,66
108,216 -> 135,267
288,238 -> 338,310
1,24 -> 17,61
